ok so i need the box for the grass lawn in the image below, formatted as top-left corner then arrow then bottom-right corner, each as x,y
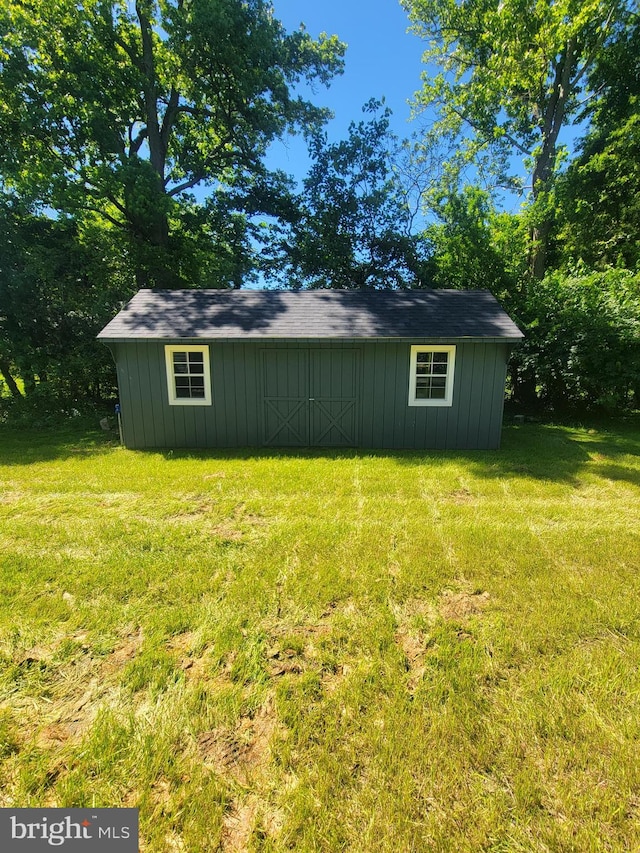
0,420 -> 639,852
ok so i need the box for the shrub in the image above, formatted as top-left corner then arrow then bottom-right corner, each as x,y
511,268 -> 640,412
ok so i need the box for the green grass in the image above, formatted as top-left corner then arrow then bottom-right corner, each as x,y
1,420 -> 639,851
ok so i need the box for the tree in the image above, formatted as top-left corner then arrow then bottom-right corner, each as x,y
0,0 -> 344,286
0,194 -> 130,400
425,186 -> 528,294
554,114 -> 640,270
553,16 -> 640,269
402,0 -> 635,278
272,101 -> 430,289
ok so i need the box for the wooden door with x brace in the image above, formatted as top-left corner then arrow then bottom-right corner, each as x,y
261,348 -> 360,447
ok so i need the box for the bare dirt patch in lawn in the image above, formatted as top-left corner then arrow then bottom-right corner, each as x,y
168,500 -> 269,545
102,627 -> 144,674
320,663 -> 350,693
448,487 -> 476,504
197,694 -> 278,784
4,637 -> 116,749
263,618 -> 332,678
392,592 -> 490,692
167,633 -> 220,683
395,629 -> 429,694
166,630 -> 199,656
221,795 -> 260,853
15,643 -> 55,666
195,694 -> 284,849
439,589 -> 490,621
167,498 -> 214,520
197,728 -> 251,774
220,792 -> 285,852
265,647 -> 304,677
390,598 -> 438,694
211,522 -> 245,543
36,674 -> 103,747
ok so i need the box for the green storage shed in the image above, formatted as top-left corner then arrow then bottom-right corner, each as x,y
98,288 -> 523,450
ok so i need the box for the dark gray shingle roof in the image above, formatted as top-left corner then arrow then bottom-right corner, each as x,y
98,288 -> 523,341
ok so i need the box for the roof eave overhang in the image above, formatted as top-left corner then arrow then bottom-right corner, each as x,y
98,334 -> 524,344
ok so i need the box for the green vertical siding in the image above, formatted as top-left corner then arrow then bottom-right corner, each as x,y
262,348 -> 309,445
111,339 -> 510,450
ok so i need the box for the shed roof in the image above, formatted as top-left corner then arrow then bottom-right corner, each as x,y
98,288 -> 523,341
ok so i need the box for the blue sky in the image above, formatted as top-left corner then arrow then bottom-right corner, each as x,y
267,0 -> 427,186
267,2 -> 587,215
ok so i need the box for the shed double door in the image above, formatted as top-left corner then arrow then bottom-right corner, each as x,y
262,349 -> 360,446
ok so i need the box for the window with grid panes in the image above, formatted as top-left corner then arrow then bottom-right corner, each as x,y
164,345 -> 212,405
408,345 -> 455,406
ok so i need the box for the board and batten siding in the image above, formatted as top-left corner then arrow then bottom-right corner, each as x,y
110,339 -> 510,450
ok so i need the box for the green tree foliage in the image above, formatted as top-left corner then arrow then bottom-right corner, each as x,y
0,0 -> 344,286
0,196 -> 128,402
553,17 -> 640,269
554,114 -> 640,269
402,0 -> 635,278
510,269 -> 640,412
272,101 -> 430,289
425,186 -> 528,294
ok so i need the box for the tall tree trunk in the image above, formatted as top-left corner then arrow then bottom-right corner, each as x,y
134,0 -> 173,285
528,40 -> 575,280
0,358 -> 22,397
529,221 -> 550,281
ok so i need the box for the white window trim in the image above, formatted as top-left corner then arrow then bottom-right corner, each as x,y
408,345 -> 456,407
164,345 -> 212,406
